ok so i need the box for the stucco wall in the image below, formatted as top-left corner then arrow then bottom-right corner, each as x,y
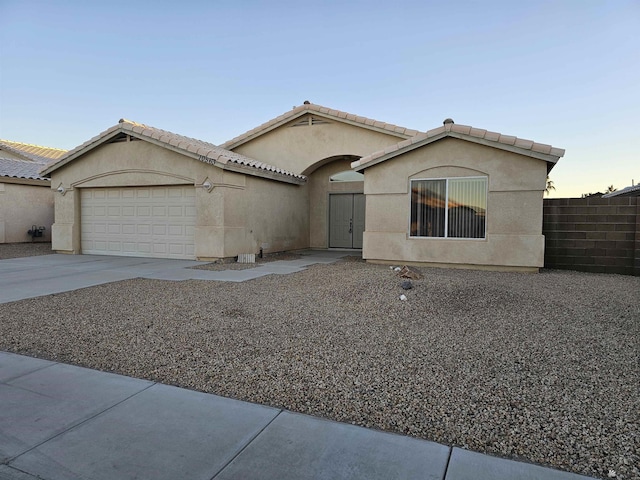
0,181 -> 54,243
50,140 -> 220,254
362,137 -> 548,271
231,115 -> 403,174
221,176 -> 309,257
48,139 -> 307,259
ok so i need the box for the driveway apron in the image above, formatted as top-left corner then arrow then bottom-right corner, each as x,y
0,251 -> 350,304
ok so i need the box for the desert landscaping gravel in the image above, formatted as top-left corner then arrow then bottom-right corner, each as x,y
0,242 -> 52,259
1,245 -> 638,479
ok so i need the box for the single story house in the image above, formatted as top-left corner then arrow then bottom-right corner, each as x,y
0,140 -> 67,243
40,103 -> 564,271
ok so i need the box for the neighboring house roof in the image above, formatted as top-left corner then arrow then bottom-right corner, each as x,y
351,120 -> 565,172
0,157 -> 49,181
221,102 -> 422,150
40,119 -> 306,184
602,184 -> 640,198
0,139 -> 67,163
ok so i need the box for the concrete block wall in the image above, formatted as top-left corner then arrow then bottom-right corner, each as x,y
543,197 -> 640,276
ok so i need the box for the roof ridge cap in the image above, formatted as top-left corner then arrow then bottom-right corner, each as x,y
221,103 -> 421,149
118,118 -> 151,129
354,121 -> 565,172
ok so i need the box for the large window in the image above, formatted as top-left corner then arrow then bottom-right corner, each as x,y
410,177 -> 487,238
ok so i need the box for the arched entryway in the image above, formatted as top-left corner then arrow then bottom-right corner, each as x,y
328,171 -> 365,248
305,155 -> 364,250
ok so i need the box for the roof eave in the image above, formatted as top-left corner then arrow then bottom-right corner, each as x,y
222,107 -> 414,151
447,132 -> 563,164
222,162 -> 306,185
123,130 -> 305,184
353,132 -> 564,172
222,109 -> 311,150
352,132 -> 447,172
313,111 -> 415,141
0,175 -> 50,186
40,129 -> 122,177
41,127 -> 219,177
40,127 -> 305,185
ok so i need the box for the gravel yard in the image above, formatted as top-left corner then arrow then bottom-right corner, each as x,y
0,242 -> 52,259
1,245 -> 638,479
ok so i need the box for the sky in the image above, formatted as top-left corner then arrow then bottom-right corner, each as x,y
0,0 -> 638,198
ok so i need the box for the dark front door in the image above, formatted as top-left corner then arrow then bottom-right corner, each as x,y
329,194 -> 365,248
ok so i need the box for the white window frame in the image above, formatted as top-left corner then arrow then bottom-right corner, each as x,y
409,176 -> 488,240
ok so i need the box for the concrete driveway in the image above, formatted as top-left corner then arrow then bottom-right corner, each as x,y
0,251 -> 349,304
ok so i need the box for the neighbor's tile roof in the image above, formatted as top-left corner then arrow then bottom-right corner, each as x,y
0,157 -> 49,181
0,140 -> 67,163
40,119 -> 306,183
222,102 -> 422,150
352,121 -> 565,171
602,184 -> 640,198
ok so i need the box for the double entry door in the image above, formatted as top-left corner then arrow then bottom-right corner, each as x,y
329,193 -> 365,249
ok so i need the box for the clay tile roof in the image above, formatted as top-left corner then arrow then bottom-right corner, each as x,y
0,140 -> 67,163
0,157 -> 49,181
221,103 -> 422,150
40,119 -> 306,183
352,122 -> 565,172
602,183 -> 640,198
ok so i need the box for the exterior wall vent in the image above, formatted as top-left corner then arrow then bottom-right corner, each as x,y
291,116 -> 330,127
237,253 -> 256,263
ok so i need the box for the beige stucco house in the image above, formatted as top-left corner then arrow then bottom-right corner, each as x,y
0,140 -> 66,243
351,120 -> 564,271
40,103 -> 564,271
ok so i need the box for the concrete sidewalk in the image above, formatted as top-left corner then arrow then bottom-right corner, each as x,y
0,352 -> 597,480
0,251 -> 350,304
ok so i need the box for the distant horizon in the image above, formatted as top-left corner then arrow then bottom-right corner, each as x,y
1,0 -> 638,199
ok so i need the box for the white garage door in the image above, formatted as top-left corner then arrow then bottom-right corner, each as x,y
81,186 -> 196,259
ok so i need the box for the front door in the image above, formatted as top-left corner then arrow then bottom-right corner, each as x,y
329,194 -> 365,248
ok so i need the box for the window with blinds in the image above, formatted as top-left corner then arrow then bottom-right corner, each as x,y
410,177 -> 487,239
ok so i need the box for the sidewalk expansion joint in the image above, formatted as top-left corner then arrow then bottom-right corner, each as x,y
6,381 -> 157,465
1,360 -> 59,385
209,409 -> 284,479
442,446 -> 453,479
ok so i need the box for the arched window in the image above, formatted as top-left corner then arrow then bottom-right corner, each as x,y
329,170 -> 364,182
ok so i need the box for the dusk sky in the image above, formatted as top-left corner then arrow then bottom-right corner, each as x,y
1,0 -> 638,198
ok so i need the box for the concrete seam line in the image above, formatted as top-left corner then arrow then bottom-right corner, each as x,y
0,357 -> 59,384
209,409 -> 284,479
5,381 -> 157,464
442,447 -> 453,479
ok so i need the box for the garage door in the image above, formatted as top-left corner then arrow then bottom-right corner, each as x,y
81,186 -> 196,259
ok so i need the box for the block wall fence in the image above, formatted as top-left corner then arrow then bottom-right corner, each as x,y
543,197 -> 640,276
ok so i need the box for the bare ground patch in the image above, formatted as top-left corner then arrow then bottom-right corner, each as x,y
191,252 -> 303,271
